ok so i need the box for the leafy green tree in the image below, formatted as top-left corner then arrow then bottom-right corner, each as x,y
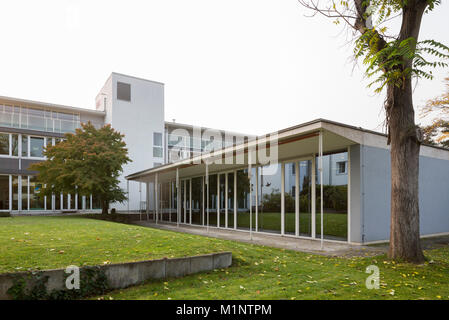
30,122 -> 131,214
298,0 -> 449,262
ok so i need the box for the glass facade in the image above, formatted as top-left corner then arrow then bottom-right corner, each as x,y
0,133 -> 8,155
0,104 -> 82,134
316,152 -> 348,241
30,137 -> 45,157
258,163 -> 282,234
236,169 -> 250,230
191,177 -> 203,225
29,176 -> 44,210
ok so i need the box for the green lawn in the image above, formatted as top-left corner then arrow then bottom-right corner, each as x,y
0,216 -> 226,273
1,216 -> 448,300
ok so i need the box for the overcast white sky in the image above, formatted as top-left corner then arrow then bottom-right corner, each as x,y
0,0 -> 448,135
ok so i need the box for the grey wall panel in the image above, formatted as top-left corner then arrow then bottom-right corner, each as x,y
0,158 -> 20,173
362,146 -> 391,242
362,146 -> 449,242
419,156 -> 449,235
349,145 -> 363,243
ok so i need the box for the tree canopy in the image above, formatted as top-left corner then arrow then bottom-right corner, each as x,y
30,122 -> 131,214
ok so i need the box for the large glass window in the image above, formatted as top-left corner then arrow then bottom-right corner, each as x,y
153,132 -> 163,158
284,163 -> 296,235
22,135 -> 28,157
12,176 -> 19,210
207,174 -> 218,226
316,152 -> 348,241
29,176 -> 44,210
191,177 -> 203,225
299,160 -> 313,237
227,172 -> 235,228
0,175 -> 9,210
258,163 -> 282,234
236,169 -> 251,230
219,174 -> 226,228
30,137 -> 45,157
11,134 -> 18,156
21,176 -> 28,210
0,133 -> 9,155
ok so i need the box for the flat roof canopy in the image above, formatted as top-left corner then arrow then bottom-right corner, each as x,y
126,118 -> 449,184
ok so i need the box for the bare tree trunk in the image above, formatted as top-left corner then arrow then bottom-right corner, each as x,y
102,200 -> 109,215
385,0 -> 428,263
386,79 -> 425,263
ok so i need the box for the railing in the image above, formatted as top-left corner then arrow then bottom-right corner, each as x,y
0,104 -> 103,134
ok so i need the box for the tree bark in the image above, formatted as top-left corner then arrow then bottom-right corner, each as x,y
102,200 -> 109,215
386,1 -> 427,263
387,81 -> 425,263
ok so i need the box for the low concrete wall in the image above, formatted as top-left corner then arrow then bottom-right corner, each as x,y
0,252 -> 232,300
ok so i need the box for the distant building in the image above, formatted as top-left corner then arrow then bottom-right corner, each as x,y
0,73 -> 251,213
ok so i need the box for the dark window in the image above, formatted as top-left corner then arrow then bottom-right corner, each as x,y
336,161 -> 347,174
117,82 -> 131,101
0,133 -> 9,155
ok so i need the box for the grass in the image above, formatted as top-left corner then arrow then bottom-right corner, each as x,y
0,216 -> 227,273
98,243 -> 449,300
1,216 -> 448,300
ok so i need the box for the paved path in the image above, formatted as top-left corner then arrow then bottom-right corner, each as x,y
133,221 -> 387,258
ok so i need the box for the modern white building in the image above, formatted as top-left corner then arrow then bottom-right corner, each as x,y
0,73 -> 251,214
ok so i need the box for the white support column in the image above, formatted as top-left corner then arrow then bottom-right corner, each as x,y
127,180 -> 130,214
18,175 -> 22,211
217,174 -> 220,228
281,163 -> 285,236
90,194 -> 92,210
9,175 -> 12,212
155,174 -> 159,224
189,178 -> 192,225
146,181 -> 150,220
139,182 -> 142,221
176,168 -> 180,227
202,176 -> 205,225
27,176 -> 30,211
225,172 -> 228,229
233,170 -> 237,229
248,160 -> 253,240
295,161 -> 300,237
311,156 -> 316,239
347,146 -> 351,243
169,181 -> 172,222
319,130 -> 324,250
206,163 -> 209,232
255,167 -> 259,232
183,180 -> 187,224
153,181 -> 156,221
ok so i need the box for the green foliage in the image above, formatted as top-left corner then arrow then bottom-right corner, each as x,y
352,1 -> 448,93
29,122 -> 131,212
7,267 -> 108,300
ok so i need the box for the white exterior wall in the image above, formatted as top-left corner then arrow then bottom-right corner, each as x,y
98,73 -> 165,211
